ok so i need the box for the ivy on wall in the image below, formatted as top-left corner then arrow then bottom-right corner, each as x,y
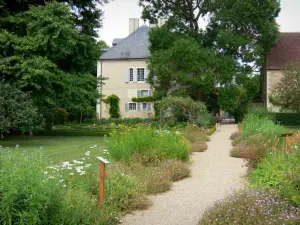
131,96 -> 156,102
102,94 -> 120,118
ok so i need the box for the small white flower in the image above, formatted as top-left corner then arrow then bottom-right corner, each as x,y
73,160 -> 84,164
85,151 -> 91,156
82,158 -> 86,160
85,164 -> 91,167
79,171 -> 86,175
69,173 -> 74,175
62,184 -> 67,187
40,146 -> 43,150
49,176 -> 55,179
59,179 -> 64,183
15,144 -> 19,149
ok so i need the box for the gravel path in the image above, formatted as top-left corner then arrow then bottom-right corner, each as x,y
121,124 -> 247,225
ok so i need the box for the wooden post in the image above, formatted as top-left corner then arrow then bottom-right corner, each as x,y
97,157 -> 110,208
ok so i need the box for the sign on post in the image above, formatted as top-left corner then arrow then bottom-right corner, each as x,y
96,157 -> 110,208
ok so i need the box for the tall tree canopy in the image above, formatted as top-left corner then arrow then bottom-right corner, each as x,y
140,0 -> 280,120
0,1 -> 108,127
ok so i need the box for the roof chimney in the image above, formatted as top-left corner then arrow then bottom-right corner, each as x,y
129,18 -> 139,35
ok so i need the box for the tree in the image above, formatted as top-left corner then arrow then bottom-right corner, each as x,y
0,81 -> 44,136
271,64 -> 300,113
0,2 -> 104,124
0,0 -> 109,37
141,0 -> 280,120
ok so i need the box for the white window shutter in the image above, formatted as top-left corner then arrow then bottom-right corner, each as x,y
149,90 -> 153,96
125,69 -> 129,83
145,69 -> 150,81
125,103 -> 129,112
137,90 -> 141,97
133,68 -> 137,82
147,102 -> 152,111
137,103 -> 141,112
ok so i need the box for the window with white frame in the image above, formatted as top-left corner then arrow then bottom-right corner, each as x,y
137,68 -> 145,81
138,89 -> 152,97
142,103 -> 147,111
129,103 -> 136,111
129,68 -> 134,82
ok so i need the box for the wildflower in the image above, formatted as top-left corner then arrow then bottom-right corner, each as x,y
15,144 -> 19,149
59,179 -> 64,183
62,184 -> 67,188
85,164 -> 91,168
73,160 -> 84,164
85,151 -> 90,156
40,146 -> 43,150
69,173 -> 74,175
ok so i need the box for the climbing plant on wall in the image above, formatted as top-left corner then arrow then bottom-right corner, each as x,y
102,94 -> 120,118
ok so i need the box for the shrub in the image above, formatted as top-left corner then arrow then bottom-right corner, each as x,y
198,189 -> 300,225
160,160 -> 191,182
195,113 -> 214,128
107,125 -> 189,162
190,142 -> 208,152
181,124 -> 210,143
250,133 -> 300,206
241,113 -> 286,139
229,134 -> 269,168
231,136 -> 243,146
271,113 -> 300,126
230,131 -> 242,140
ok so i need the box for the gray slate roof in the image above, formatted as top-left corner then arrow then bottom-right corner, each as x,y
101,25 -> 150,60
112,38 -> 124,46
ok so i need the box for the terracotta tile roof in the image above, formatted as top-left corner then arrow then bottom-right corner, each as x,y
266,33 -> 300,70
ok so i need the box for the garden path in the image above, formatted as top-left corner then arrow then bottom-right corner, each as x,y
121,124 -> 247,225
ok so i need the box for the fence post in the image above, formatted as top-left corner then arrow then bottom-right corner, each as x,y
96,157 -> 110,208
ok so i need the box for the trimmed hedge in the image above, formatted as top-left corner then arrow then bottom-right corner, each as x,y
271,113 -> 300,125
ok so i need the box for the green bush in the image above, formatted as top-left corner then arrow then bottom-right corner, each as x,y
242,113 -> 286,139
199,189 -> 300,225
181,124 -> 210,143
195,113 -> 214,128
190,142 -> 208,152
106,125 -> 189,162
230,131 -> 242,140
160,160 -> 191,181
271,113 -> 300,125
250,135 -> 300,206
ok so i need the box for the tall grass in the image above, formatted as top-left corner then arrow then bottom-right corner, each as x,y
106,124 -> 189,162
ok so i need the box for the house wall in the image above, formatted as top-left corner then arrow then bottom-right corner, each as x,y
266,70 -> 283,112
96,59 -> 154,119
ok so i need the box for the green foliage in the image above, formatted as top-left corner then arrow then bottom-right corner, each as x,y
0,2 -> 103,123
271,113 -> 300,125
230,131 -> 242,140
160,159 -> 191,182
106,125 -> 189,162
0,81 -> 44,135
271,63 -> 300,113
199,189 -> 300,225
181,124 -> 210,143
132,96 -> 156,102
190,142 -> 208,152
242,112 -> 286,139
103,94 -> 120,119
157,96 -> 207,123
195,113 -> 214,128
250,134 -> 300,206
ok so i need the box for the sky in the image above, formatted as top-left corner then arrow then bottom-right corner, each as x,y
98,0 -> 300,46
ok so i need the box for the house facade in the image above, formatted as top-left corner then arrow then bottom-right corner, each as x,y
265,32 -> 300,111
96,19 -> 155,119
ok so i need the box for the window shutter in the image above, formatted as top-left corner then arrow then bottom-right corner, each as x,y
125,103 -> 129,112
147,103 -> 152,111
137,103 -> 141,112
145,69 -> 150,81
149,90 -> 153,96
133,68 -> 137,82
137,90 -> 141,97
125,69 -> 130,83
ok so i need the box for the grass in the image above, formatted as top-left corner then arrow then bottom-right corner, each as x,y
0,136 -> 105,163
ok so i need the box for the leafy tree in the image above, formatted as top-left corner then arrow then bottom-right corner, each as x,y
271,64 -> 300,113
0,81 -> 44,136
0,0 -> 109,37
141,0 -> 280,120
0,2 -> 104,124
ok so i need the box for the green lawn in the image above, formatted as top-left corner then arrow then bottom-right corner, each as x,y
0,136 -> 106,163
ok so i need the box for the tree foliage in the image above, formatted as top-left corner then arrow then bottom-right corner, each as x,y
157,96 -> 207,122
141,0 -> 280,120
271,64 -> 300,113
102,95 -> 121,119
0,81 -> 44,136
0,2 -> 105,125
